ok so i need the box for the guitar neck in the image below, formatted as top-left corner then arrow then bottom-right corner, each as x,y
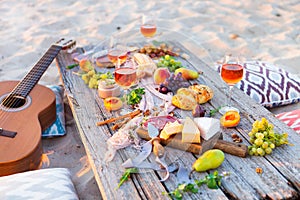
12,44 -> 62,98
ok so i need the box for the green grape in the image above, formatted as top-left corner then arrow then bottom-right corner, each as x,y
248,131 -> 254,137
249,137 -> 254,144
82,74 -> 90,84
262,142 -> 269,149
263,131 -> 268,137
87,69 -> 95,76
256,121 -> 262,129
257,132 -> 264,139
100,73 -> 108,79
254,138 -> 263,146
257,148 -> 263,155
265,147 -> 272,154
88,78 -> 98,89
253,120 -> 259,128
269,143 -> 275,149
251,147 -> 257,154
252,127 -> 259,134
248,117 -> 290,156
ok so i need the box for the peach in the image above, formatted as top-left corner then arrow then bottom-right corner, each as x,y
220,111 -> 240,127
103,97 -> 123,111
153,67 -> 170,84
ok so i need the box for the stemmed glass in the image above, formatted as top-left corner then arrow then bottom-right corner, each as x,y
107,36 -> 128,68
114,60 -> 137,112
219,55 -> 244,114
140,14 -> 157,40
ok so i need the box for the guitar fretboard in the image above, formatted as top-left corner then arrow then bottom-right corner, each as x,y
11,45 -> 62,98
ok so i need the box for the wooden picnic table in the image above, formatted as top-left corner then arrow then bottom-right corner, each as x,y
55,31 -> 300,199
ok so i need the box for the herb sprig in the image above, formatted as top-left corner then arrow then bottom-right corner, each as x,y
163,171 -> 228,200
209,106 -> 221,117
116,168 -> 138,189
126,88 -> 145,105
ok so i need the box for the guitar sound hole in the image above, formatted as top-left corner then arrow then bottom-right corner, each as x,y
1,95 -> 26,109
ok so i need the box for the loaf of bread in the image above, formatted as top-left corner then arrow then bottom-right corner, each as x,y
171,93 -> 197,110
189,84 -> 214,104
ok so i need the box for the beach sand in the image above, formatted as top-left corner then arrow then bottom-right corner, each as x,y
1,0 -> 299,199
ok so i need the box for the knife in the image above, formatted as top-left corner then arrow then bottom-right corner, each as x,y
148,123 -> 165,157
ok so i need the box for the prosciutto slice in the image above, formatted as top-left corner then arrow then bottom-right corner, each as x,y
144,115 -> 179,130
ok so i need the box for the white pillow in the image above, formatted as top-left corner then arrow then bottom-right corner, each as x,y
0,168 -> 78,200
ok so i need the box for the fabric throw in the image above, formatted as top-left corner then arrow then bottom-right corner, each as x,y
276,109 -> 300,134
42,85 -> 66,138
217,61 -> 300,108
0,168 -> 78,200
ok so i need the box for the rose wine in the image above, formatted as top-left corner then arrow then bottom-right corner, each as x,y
107,49 -> 127,65
140,24 -> 157,38
114,67 -> 137,89
221,64 -> 244,85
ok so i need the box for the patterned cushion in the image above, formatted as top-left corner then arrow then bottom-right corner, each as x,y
276,109 -> 300,134
0,168 -> 78,200
217,61 -> 300,108
42,85 -> 66,138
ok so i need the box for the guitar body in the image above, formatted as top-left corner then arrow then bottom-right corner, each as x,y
0,81 -> 56,176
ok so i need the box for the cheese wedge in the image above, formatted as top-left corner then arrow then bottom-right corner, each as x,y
160,121 -> 183,140
194,117 -> 220,140
182,117 -> 201,143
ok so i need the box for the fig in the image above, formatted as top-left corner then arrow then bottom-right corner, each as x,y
192,104 -> 206,117
158,85 -> 170,94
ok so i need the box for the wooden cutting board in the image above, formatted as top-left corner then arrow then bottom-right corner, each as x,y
136,127 -> 248,157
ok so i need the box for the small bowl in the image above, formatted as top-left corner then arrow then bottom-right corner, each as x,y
98,80 -> 121,98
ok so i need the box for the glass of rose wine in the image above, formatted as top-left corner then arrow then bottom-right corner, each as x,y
107,36 -> 128,67
114,63 -> 137,112
140,14 -> 157,39
219,55 -> 244,114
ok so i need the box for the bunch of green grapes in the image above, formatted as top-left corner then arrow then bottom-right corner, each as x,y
248,117 -> 290,156
81,70 -> 113,89
157,55 -> 183,72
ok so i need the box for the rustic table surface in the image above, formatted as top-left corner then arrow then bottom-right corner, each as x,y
55,32 -> 300,200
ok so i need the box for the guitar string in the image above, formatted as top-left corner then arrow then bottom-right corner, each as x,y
0,44 -> 65,125
0,39 -> 74,123
0,47 -> 59,121
0,46 -> 60,124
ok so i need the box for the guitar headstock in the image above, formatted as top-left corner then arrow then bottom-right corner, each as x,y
55,38 -> 76,50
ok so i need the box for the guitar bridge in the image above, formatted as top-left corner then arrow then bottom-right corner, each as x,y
0,128 -> 17,138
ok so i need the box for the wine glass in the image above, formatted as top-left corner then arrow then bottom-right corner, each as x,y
107,36 -> 128,67
140,14 -> 157,40
114,63 -> 137,112
219,55 -> 244,114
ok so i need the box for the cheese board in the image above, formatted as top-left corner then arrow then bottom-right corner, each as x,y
136,127 -> 248,157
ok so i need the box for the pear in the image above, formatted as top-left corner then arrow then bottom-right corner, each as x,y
192,149 -> 225,172
174,68 -> 199,80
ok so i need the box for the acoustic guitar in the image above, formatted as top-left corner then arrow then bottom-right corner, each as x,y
0,38 -> 75,176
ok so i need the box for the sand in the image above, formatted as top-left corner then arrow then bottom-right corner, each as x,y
1,0 -> 299,199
